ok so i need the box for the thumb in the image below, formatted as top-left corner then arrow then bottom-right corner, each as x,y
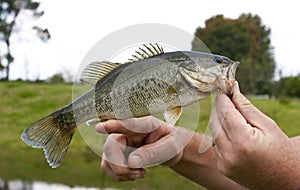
128,137 -> 182,168
232,81 -> 276,130
128,128 -> 191,168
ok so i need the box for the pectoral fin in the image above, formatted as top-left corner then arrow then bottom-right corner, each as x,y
163,106 -> 183,126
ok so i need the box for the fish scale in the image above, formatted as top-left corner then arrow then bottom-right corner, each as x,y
21,43 -> 239,168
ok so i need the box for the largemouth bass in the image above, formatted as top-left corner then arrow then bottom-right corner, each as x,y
21,43 -> 239,168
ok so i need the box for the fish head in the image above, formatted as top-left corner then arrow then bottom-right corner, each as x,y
214,55 -> 239,95
178,52 -> 239,95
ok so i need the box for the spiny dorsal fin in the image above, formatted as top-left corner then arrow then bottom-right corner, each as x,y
127,43 -> 164,63
80,61 -> 121,86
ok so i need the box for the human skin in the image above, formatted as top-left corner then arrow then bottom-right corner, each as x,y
96,117 -> 245,189
96,82 -> 300,189
209,82 -> 300,189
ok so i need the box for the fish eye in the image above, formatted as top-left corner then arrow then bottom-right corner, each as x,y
215,56 -> 222,64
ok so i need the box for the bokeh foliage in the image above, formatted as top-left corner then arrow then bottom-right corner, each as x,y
193,13 -> 275,95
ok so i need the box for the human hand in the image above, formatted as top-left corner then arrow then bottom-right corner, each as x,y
209,81 -> 300,189
95,116 -> 193,181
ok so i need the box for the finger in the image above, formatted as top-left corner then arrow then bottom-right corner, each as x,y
127,127 -> 192,168
232,81 -> 277,130
208,113 -> 231,174
209,106 -> 231,149
102,138 -> 146,181
101,159 -> 146,181
102,134 -> 129,167
95,120 -> 132,134
104,160 -> 143,180
215,91 -> 254,141
118,116 -> 164,133
144,124 -> 170,144
97,120 -> 152,148
95,116 -> 163,134
209,105 -> 223,140
101,159 -> 125,181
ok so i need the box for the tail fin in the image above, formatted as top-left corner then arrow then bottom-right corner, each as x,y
21,115 -> 75,168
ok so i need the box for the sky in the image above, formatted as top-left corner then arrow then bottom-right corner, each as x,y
5,0 -> 300,80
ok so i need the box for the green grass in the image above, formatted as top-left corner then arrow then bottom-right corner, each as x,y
1,81 -> 300,189
251,98 -> 300,137
0,81 -> 202,190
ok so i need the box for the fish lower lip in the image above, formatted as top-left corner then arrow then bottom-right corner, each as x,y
234,61 -> 240,67
228,61 -> 239,80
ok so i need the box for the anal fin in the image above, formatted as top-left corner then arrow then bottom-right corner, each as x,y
163,106 -> 183,126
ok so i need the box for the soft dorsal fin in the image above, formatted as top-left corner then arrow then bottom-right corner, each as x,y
80,61 -> 121,86
127,43 -> 164,63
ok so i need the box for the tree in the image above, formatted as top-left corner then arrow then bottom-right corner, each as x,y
0,0 -> 50,81
47,73 -> 65,83
274,75 -> 300,98
192,14 -> 275,94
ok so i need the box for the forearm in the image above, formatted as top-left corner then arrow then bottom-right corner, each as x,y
170,132 -> 246,190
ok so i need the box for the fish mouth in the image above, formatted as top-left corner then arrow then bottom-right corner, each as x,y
227,61 -> 240,81
224,61 -> 240,96
222,61 -> 240,95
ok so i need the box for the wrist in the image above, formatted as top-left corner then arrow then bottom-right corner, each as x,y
176,132 -> 214,166
169,131 -> 247,189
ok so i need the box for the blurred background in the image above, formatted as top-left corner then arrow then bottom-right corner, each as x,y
1,0 -> 300,189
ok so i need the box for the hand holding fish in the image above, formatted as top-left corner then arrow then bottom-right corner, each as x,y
98,82 -> 300,189
96,116 -> 190,181
209,82 -> 300,189
96,117 -> 247,189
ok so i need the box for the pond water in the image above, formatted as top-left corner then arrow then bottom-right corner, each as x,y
0,178 -> 118,190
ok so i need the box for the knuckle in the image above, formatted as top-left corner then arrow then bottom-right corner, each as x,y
114,167 -> 128,176
113,176 -> 123,181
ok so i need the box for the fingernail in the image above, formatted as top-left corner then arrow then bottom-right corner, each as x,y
129,155 -> 142,168
95,123 -> 106,133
